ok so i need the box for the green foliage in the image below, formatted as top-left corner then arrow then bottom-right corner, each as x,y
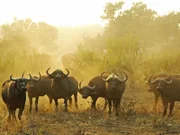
67,45 -> 102,80
103,34 -> 140,73
0,1 -> 179,91
101,1 -> 124,22
70,1 -> 180,90
0,19 -> 55,81
29,22 -> 58,49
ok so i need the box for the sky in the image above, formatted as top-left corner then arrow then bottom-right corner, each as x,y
0,0 -> 179,26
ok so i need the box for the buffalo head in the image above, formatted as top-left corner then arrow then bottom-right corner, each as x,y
146,75 -> 157,92
46,68 -> 69,79
78,80 -> 96,99
101,72 -> 128,90
28,72 -> 41,88
10,73 -> 32,92
150,77 -> 172,92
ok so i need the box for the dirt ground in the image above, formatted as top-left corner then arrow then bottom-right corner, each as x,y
1,87 -> 180,135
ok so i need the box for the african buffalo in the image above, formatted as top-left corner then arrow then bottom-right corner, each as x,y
150,76 -> 180,117
147,74 -> 180,113
1,74 -> 32,121
101,72 -> 128,116
146,74 -> 169,113
27,73 -> 54,113
78,75 -> 108,110
46,68 -> 78,112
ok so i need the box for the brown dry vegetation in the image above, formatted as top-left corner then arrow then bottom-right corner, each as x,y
1,85 -> 180,135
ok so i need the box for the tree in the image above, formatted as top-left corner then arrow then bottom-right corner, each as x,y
101,1 -> 124,23
0,18 -> 55,76
29,22 -> 58,50
103,2 -> 157,47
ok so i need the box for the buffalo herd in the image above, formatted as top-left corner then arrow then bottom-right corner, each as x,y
1,68 -> 180,121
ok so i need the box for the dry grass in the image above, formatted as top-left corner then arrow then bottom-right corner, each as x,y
0,88 -> 180,135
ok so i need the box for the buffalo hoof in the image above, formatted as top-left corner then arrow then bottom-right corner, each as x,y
18,116 -> 21,121
64,108 -> 68,112
91,107 -> 96,111
7,117 -> 11,122
29,109 -> 32,113
35,108 -> 38,113
168,114 -> 173,118
102,106 -> 107,111
55,108 -> 58,112
75,105 -> 78,109
115,113 -> 119,117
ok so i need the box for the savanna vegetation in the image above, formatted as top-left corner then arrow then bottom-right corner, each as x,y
0,1 -> 180,135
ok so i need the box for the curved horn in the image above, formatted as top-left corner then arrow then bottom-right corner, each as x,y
10,75 -> 17,81
89,84 -> 96,90
27,74 -> 33,81
34,72 -> 41,81
119,72 -> 128,83
64,68 -> 70,76
101,72 -> 107,82
145,75 -> 153,84
148,76 -> 153,83
46,67 -> 53,77
163,77 -> 173,84
149,76 -> 156,84
79,80 -> 83,89
22,71 -> 25,77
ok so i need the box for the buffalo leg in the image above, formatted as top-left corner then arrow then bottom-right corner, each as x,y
69,97 -> 72,107
112,100 -> 116,113
91,97 -> 97,110
18,108 -> 24,121
74,93 -> 78,109
29,97 -> 33,113
115,99 -> 120,116
47,94 -> 53,104
115,94 -> 122,116
103,98 -> 108,110
64,98 -> 68,112
108,99 -> 112,115
35,96 -> 39,112
161,98 -> 165,110
54,98 -> 59,112
168,101 -> 175,117
12,110 -> 17,122
49,97 -> 53,104
7,107 -> 12,122
162,99 -> 168,117
47,95 -> 53,106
